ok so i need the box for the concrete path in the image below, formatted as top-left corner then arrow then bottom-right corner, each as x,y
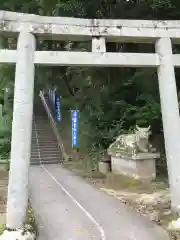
29,164 -> 170,240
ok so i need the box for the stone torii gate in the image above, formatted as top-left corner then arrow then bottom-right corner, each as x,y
0,10 -> 180,238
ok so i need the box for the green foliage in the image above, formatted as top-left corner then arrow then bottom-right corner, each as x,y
140,0 -> 172,10
0,224 -> 5,233
0,115 -> 12,160
0,40 -> 14,161
24,204 -> 38,236
2,0 -> 180,174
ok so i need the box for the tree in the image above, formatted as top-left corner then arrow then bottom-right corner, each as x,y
1,0 -> 180,173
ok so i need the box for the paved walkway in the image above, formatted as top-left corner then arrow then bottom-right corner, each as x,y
29,164 -> 170,240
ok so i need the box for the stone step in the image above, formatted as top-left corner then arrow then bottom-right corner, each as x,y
31,146 -> 60,151
30,158 -> 62,163
31,155 -> 62,160
31,134 -> 56,138
32,124 -> 51,126
31,158 -> 62,164
31,140 -> 58,144
32,138 -> 58,142
32,131 -> 54,133
32,130 -> 53,133
31,144 -> 60,148
31,156 -> 62,161
31,140 -> 58,143
32,133 -> 57,141
32,132 -> 53,134
31,145 -> 59,150
31,138 -> 57,142
32,134 -> 56,139
32,135 -> 57,138
31,149 -> 61,154
32,134 -> 55,138
32,127 -> 52,129
31,152 -> 62,158
33,133 -> 56,139
31,147 -> 61,153
30,160 -> 60,165
32,125 -> 52,127
31,139 -> 58,143
31,160 -> 61,165
31,148 -> 60,153
30,157 -> 61,164
31,100 -> 63,166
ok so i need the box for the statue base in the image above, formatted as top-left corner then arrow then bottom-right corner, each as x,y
109,152 -> 160,182
98,161 -> 111,175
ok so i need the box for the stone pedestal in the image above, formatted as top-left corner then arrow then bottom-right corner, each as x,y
98,161 -> 111,175
110,152 -> 160,181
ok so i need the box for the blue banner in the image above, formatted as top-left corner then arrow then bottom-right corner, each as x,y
55,95 -> 61,123
71,110 -> 79,147
52,88 -> 56,108
50,88 -> 53,102
48,88 -> 51,100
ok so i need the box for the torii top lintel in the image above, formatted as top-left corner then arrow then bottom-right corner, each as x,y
1,11 -> 180,43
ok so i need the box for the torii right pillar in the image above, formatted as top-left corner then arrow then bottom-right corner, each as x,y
156,37 -> 180,212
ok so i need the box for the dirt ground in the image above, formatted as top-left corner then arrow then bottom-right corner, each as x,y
0,170 -> 8,225
63,160 -> 180,240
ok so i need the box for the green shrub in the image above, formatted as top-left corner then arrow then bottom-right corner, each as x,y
0,115 -> 12,160
0,224 -> 5,234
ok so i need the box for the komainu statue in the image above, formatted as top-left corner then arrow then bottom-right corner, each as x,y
108,125 -> 153,156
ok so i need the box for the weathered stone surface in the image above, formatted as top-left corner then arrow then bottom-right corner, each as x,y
98,162 -> 110,174
156,37 -> 180,212
108,126 -> 157,157
92,37 -> 106,52
6,31 -> 35,229
0,50 -> 160,67
108,126 -> 160,181
111,154 -> 158,181
3,49 -> 180,69
1,11 -> 180,42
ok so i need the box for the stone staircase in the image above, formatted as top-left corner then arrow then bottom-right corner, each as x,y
31,98 -> 62,165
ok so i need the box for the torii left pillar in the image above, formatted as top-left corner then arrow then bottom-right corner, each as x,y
0,31 -> 36,239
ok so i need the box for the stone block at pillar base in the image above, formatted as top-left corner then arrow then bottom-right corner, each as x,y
0,230 -> 35,240
98,161 -> 111,174
110,153 -> 160,182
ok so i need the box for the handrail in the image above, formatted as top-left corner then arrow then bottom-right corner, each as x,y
39,90 -> 68,162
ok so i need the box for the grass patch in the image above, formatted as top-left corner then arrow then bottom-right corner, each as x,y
24,203 -> 38,238
63,160 -> 105,179
104,173 -> 168,193
0,224 -> 5,234
63,159 -> 167,194
103,173 -> 143,191
0,204 -> 38,237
